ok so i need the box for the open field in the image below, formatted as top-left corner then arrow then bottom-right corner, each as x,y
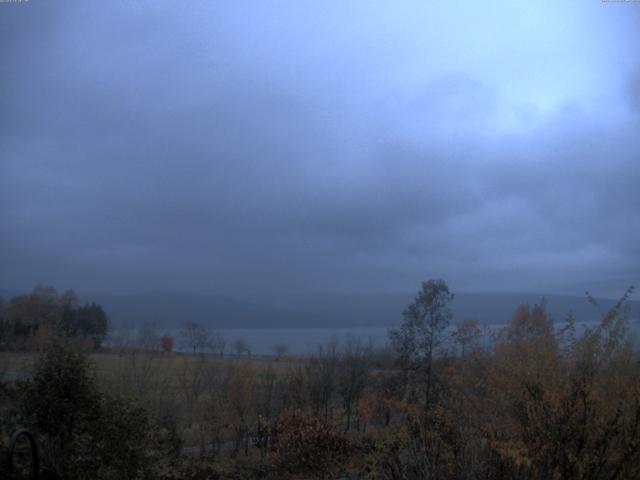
1,349 -> 318,450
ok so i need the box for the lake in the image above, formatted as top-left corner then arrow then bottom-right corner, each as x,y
110,319 -> 626,356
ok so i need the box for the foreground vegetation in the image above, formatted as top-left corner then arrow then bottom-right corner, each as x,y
1,280 -> 639,479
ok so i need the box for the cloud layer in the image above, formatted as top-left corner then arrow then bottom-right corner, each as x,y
1,1 -> 639,297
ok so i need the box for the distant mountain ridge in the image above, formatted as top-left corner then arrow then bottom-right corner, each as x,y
3,288 -> 636,330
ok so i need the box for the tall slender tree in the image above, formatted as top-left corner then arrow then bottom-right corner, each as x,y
388,279 -> 454,409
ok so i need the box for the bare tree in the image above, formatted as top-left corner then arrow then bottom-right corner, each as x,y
254,365 -> 278,460
306,338 -> 339,421
208,331 -> 226,357
271,342 -> 289,359
233,338 -> 251,357
176,355 -> 208,430
338,337 -> 371,431
199,361 -> 229,456
137,321 -> 159,352
180,321 -> 209,355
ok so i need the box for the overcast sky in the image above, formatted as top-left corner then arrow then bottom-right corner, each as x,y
1,1 -> 639,297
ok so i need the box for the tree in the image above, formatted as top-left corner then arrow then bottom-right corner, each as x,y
0,287 -> 108,351
4,286 -> 61,345
161,334 -> 174,353
22,342 -> 100,444
306,339 -> 339,422
478,288 -> 640,479
137,321 -> 159,351
233,338 -> 251,357
180,321 -> 209,355
271,342 -> 289,358
227,365 -> 255,456
388,279 -> 454,409
338,337 -> 371,431
453,319 -> 482,356
208,331 -> 226,357
76,302 -> 109,349
20,342 -> 153,479
0,295 -> 7,346
505,301 -> 553,343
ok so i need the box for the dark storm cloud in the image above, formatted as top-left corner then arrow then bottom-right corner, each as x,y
1,0 -> 639,297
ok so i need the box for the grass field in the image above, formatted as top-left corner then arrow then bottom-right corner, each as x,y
1,349 -> 299,450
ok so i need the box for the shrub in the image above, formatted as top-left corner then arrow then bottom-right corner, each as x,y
270,412 -> 349,479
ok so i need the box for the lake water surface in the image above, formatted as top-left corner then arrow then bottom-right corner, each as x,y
112,320 -> 621,355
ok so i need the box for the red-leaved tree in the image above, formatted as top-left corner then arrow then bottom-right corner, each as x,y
161,334 -> 174,353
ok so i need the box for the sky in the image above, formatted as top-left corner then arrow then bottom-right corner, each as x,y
1,0 -> 639,298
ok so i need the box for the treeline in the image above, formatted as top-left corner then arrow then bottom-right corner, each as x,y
1,279 -> 639,479
0,285 -> 108,350
119,320 -> 231,356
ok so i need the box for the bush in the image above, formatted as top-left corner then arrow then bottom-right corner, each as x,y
270,412 -> 349,479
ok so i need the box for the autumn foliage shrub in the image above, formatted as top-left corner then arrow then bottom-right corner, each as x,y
270,412 -> 349,479
464,290 -> 640,479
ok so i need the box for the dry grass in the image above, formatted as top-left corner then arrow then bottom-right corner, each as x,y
1,348 -> 298,449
